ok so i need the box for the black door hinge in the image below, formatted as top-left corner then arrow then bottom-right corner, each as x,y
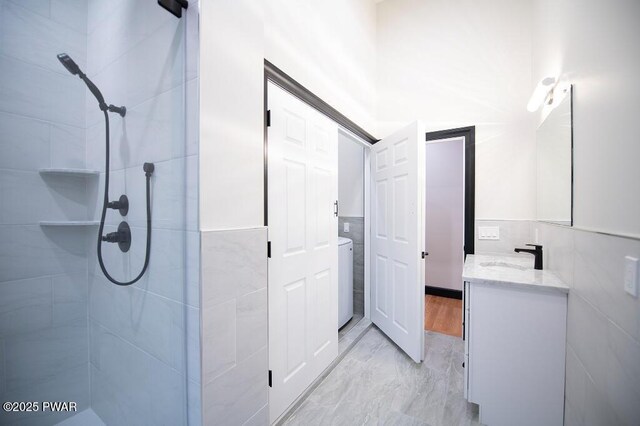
266,110 -> 271,127
422,251 -> 429,259
268,370 -> 273,387
267,241 -> 271,258
334,200 -> 339,217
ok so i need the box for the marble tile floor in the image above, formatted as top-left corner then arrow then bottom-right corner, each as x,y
339,314 -> 364,340
284,328 -> 481,426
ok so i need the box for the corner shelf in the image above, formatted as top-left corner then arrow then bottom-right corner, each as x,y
39,168 -> 100,177
40,221 -> 100,227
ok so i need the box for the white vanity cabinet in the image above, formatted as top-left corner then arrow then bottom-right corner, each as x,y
462,255 -> 569,426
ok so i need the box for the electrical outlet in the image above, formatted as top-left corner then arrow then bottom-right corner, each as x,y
478,226 -> 499,240
624,256 -> 639,298
344,222 -> 350,233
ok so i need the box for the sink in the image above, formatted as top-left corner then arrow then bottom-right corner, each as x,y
479,261 -> 528,271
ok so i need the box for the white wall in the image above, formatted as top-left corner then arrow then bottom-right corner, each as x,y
198,1 -> 377,423
199,0 -> 377,231
199,0 -> 265,230
338,132 -> 365,217
532,0 -> 640,424
533,0 -> 640,238
377,0 -> 536,220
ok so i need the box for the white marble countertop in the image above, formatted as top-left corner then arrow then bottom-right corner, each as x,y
463,254 -> 570,293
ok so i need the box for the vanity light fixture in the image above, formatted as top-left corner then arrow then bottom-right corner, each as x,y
527,77 -> 556,112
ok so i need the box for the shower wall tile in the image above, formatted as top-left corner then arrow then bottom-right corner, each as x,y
1,1 -> 87,74
188,379 -> 202,426
89,273 -> 187,373
85,16 -> 187,128
0,225 -> 86,282
86,169 -> 125,226
0,113 -> 49,171
0,1 -> 91,421
0,340 -> 4,397
121,157 -> 194,231
186,78 -> 200,156
86,0 -> 173,76
90,321 -> 186,426
0,56 -> 85,128
0,363 -> 90,426
49,122 -> 85,169
186,230 -> 201,307
200,227 -> 268,426
85,83 -> 189,172
86,0 -> 128,33
52,271 -> 88,326
0,170 -> 49,225
4,317 -> 86,393
50,0 -> 88,34
1,313 -> 89,424
0,276 -> 52,338
186,305 -> 201,383
5,0 -> 50,19
185,3 -> 199,83
0,170 -> 89,225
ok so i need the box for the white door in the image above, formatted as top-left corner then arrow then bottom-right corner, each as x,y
267,82 -> 339,423
370,121 -> 425,363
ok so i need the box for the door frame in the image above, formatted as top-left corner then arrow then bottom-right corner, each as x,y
424,126 -> 475,299
263,61 -> 377,421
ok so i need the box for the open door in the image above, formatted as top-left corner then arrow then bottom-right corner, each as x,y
370,121 -> 425,362
267,82 -> 339,422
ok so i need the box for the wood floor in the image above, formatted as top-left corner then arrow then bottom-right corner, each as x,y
424,295 -> 463,337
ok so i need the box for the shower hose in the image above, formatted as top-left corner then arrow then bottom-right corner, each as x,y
97,109 -> 152,286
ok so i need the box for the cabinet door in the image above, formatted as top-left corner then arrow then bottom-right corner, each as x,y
468,284 -> 566,426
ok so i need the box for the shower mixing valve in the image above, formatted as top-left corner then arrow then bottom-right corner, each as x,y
102,222 -> 132,253
107,195 -> 129,216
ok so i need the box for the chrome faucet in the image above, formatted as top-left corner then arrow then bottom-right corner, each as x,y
514,244 -> 543,270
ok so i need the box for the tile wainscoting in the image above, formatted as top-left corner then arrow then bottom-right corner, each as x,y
536,222 -> 640,426
200,227 -> 269,425
339,217 -> 364,316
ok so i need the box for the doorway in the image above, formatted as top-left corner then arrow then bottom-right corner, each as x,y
337,130 -> 366,338
423,127 -> 475,338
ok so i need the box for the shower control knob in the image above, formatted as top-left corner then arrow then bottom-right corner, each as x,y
107,195 -> 129,216
101,222 -> 132,253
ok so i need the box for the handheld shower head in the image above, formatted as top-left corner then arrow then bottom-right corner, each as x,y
57,53 -> 81,76
56,53 -> 125,116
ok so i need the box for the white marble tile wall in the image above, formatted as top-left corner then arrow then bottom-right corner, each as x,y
0,1 -> 91,424
84,0 -> 200,424
200,227 -> 269,426
536,222 -> 640,425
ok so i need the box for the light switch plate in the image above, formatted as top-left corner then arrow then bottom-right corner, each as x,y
624,256 -> 638,297
344,222 -> 350,233
478,226 -> 500,240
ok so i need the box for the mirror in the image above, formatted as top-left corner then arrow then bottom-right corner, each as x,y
536,85 -> 573,226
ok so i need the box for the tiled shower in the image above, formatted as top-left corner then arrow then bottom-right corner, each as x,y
0,0 -> 200,424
